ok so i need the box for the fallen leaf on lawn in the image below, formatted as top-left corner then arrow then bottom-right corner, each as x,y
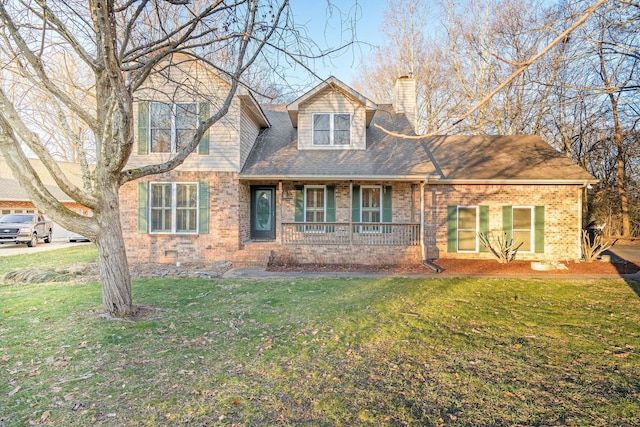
39,410 -> 51,422
8,386 -> 21,396
503,391 -> 517,398
169,323 -> 177,331
614,352 -> 630,358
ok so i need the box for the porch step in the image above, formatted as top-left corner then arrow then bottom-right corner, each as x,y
231,243 -> 277,269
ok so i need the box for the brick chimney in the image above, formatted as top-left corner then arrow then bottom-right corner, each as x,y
393,76 -> 417,133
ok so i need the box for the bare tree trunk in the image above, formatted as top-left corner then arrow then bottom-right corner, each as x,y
610,96 -> 631,236
93,182 -> 132,316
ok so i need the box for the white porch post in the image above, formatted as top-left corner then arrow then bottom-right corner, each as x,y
349,181 -> 353,245
420,181 -> 425,261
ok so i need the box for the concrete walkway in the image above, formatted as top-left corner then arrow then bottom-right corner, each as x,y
222,266 -> 640,281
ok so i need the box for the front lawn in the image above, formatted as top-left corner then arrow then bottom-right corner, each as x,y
1,266 -> 639,425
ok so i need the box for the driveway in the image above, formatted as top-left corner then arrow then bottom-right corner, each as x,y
606,245 -> 640,262
0,239 -> 92,257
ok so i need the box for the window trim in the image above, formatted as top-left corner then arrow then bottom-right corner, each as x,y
457,205 -> 479,253
149,182 -> 199,234
303,185 -> 327,233
311,113 -> 352,146
148,102 -> 198,154
512,206 -> 534,253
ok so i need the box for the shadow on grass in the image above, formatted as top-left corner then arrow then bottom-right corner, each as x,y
606,245 -> 640,298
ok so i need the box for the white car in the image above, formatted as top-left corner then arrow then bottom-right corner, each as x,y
67,233 -> 91,243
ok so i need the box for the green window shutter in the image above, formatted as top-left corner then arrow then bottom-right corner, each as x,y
382,186 -> 392,233
198,181 -> 210,234
326,185 -> 336,232
382,186 -> 392,222
198,102 -> 210,155
534,205 -> 545,253
294,185 -> 304,232
502,206 -> 513,241
447,206 -> 457,252
294,186 -> 304,222
351,185 -> 360,222
138,181 -> 148,233
137,102 -> 149,155
479,205 -> 489,252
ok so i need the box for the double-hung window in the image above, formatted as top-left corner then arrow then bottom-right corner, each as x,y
457,206 -> 478,252
304,186 -> 326,232
149,102 -> 198,153
361,186 -> 381,232
512,207 -> 534,252
150,182 -> 198,233
313,113 -> 351,146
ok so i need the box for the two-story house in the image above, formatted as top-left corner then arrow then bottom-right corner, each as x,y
119,56 -> 597,268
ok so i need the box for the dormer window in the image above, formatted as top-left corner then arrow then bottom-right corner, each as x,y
149,102 -> 198,153
313,113 -> 351,146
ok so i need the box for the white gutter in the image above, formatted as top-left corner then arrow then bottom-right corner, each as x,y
240,176 -> 599,185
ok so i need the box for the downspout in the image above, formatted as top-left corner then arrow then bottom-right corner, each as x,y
420,181 -> 425,261
278,181 -> 283,245
422,175 -> 443,273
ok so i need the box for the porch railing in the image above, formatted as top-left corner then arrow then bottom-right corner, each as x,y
281,222 -> 420,246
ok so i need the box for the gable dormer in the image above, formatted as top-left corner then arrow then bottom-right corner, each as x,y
287,77 -> 377,150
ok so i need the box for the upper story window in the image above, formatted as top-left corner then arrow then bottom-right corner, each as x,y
149,102 -> 198,153
313,113 -> 351,146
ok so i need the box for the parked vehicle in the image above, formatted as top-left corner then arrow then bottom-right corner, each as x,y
0,213 -> 54,247
67,233 -> 91,243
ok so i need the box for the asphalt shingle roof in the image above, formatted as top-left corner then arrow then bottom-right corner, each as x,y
241,104 -> 596,183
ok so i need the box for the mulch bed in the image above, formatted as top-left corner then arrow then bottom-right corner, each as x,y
268,259 -> 640,275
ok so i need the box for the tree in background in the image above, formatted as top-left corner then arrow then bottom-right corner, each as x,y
358,0 -> 639,237
354,0 -> 456,133
0,0 -> 340,316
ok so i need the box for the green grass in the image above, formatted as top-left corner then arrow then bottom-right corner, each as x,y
1,249 -> 639,426
0,244 -> 98,275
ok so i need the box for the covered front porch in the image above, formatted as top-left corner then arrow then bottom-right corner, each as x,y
241,180 -> 426,266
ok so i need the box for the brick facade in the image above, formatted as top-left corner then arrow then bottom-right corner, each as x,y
120,171 -> 243,264
0,201 -> 87,215
120,178 -> 585,265
425,184 -> 583,261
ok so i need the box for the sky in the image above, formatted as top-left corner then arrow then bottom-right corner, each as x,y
287,0 -> 388,86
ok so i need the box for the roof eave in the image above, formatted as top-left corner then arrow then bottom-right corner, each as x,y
433,178 -> 600,185
239,175 -> 599,185
240,174 -> 427,182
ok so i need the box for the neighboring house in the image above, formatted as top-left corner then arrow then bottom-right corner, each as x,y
119,56 -> 597,267
0,156 -> 91,239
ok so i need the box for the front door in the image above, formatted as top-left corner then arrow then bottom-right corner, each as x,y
250,186 -> 276,240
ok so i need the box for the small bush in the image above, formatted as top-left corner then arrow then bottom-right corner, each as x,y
478,232 -> 522,264
581,229 -> 614,262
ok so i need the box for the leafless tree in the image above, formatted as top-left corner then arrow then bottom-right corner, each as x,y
0,0 -> 339,316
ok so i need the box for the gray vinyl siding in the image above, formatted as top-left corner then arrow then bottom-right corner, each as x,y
127,55 -> 270,172
239,102 -> 261,169
297,89 -> 366,150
